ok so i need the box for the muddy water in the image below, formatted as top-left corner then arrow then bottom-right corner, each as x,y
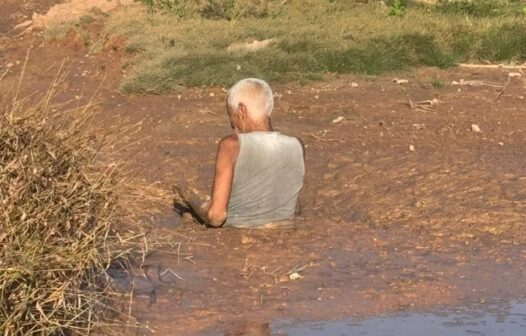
272,301 -> 526,336
1,18 -> 526,334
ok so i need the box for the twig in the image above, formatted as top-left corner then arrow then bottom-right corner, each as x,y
495,77 -> 511,101
406,96 -> 415,109
45,62 -> 58,73
159,267 -> 184,280
241,258 -> 254,280
177,242 -> 181,264
13,43 -> 32,109
0,68 -> 9,81
309,133 -> 344,143
230,4 -> 249,26
452,79 -> 505,88
127,278 -> 134,322
184,256 -> 196,264
286,263 -> 310,275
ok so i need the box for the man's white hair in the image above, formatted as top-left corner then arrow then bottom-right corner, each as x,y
226,78 -> 274,119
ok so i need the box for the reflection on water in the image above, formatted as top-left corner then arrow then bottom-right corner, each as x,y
270,301 -> 526,336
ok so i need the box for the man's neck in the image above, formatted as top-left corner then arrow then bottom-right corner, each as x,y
248,118 -> 273,132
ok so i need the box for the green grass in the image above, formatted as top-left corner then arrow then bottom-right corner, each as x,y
43,8 -> 108,45
435,0 -> 525,17
93,0 -> 526,94
43,22 -> 74,41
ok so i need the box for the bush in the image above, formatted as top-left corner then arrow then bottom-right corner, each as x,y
0,86 -> 159,334
139,0 -> 268,19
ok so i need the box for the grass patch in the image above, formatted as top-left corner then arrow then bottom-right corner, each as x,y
85,1 -> 526,93
43,8 -> 108,45
435,0 -> 526,17
43,22 -> 74,41
478,23 -> 526,61
430,76 -> 447,89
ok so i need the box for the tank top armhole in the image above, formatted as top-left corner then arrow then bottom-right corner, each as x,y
232,133 -> 244,184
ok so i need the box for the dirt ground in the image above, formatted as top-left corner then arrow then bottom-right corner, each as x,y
1,2 -> 526,335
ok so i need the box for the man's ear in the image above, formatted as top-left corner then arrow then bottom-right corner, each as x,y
237,103 -> 248,120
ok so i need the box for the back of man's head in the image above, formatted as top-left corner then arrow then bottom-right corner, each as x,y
226,78 -> 274,119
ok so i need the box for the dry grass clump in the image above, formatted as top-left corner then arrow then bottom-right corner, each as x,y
0,78 -> 162,334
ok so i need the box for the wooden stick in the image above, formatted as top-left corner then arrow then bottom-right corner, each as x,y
309,133 -> 344,143
458,63 -> 526,70
495,77 -> 512,101
0,69 -> 8,81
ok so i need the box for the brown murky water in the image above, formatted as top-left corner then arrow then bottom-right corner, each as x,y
1,2 -> 526,334
271,300 -> 526,336
193,300 -> 526,335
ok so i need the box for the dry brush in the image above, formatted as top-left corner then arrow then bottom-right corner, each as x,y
0,73 -> 168,335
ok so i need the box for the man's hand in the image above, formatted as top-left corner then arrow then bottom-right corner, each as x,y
173,184 -> 210,224
188,198 -> 210,224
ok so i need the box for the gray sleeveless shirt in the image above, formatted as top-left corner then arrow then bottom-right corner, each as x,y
225,132 -> 305,228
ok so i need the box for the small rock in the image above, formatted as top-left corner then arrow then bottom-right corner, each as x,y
393,78 -> 408,84
498,142 -> 504,146
278,275 -> 289,283
289,272 -> 303,280
241,236 -> 256,244
351,82 -> 359,87
332,116 -> 344,124
182,212 -> 193,223
236,64 -> 241,71
470,124 -> 482,133
227,38 -> 276,53
508,72 -> 522,78
6,63 -> 14,68
209,92 -> 215,97
409,144 -> 415,152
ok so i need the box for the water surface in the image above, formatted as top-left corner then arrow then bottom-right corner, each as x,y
271,301 -> 526,336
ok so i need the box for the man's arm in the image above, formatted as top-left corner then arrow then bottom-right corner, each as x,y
207,134 -> 239,227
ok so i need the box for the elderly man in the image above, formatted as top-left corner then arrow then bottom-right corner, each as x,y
181,78 -> 305,228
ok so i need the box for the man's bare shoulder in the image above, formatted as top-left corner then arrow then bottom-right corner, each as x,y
219,134 -> 239,148
217,134 -> 240,162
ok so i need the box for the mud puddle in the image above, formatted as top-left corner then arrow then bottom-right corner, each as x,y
270,301 -> 526,336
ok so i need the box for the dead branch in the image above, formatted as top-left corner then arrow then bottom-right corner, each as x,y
309,133 -> 344,143
495,77 -> 512,101
458,63 -> 526,70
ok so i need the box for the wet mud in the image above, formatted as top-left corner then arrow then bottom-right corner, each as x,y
1,5 -> 525,335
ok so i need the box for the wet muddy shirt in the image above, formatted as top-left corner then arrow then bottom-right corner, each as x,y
225,132 -> 305,228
